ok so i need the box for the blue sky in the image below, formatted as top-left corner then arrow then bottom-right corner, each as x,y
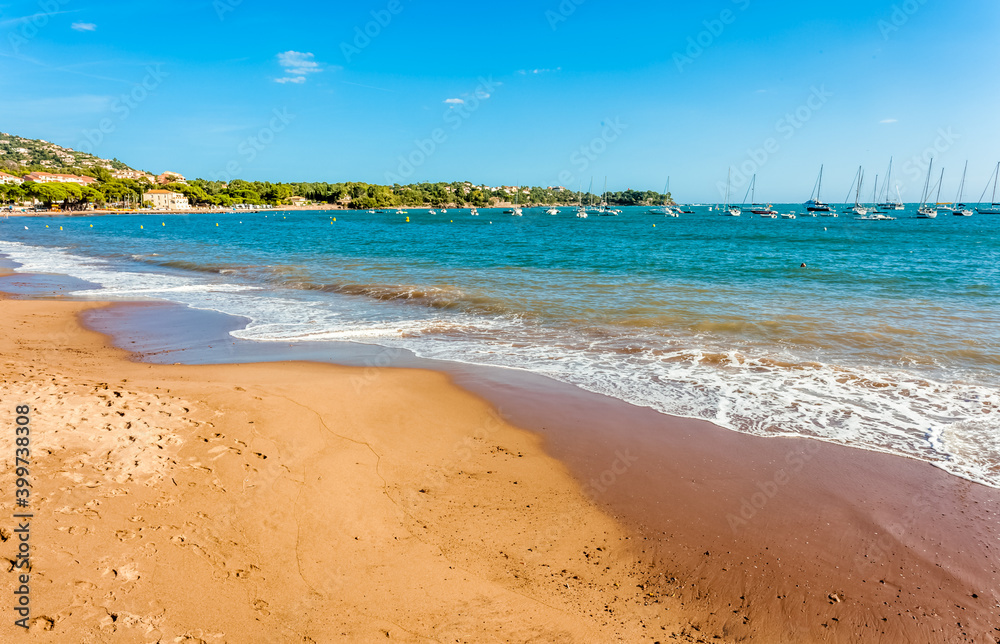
2,0 -> 999,201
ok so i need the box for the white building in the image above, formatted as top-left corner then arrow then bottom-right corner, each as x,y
23,172 -> 98,186
144,189 -> 190,210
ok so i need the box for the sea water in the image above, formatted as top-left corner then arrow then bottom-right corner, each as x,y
1,206 -> 997,485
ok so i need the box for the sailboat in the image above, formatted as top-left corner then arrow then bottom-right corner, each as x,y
932,167 -> 947,215
510,186 -> 523,216
842,166 -> 869,216
597,177 -> 621,215
916,160 -> 938,218
722,169 -> 741,216
470,207 -> 479,216
950,161 -> 973,216
743,175 -> 777,215
856,174 -> 895,220
545,206 -> 559,215
976,162 -> 1000,214
575,185 -> 588,218
804,165 -> 835,213
649,179 -> 679,216
877,158 -> 905,210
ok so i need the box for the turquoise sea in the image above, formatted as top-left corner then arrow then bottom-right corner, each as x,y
2,205 -> 998,485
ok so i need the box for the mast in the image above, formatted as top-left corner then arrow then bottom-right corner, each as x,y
724,169 -> 731,209
956,161 -> 968,205
919,159 -> 933,207
844,166 -> 861,205
818,165 -> 823,201
935,168 -> 945,205
884,157 -> 893,203
994,162 -> 999,204
976,162 -> 1000,206
741,174 -> 756,207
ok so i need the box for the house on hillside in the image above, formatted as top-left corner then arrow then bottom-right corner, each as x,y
23,172 -> 97,186
0,172 -> 23,185
144,189 -> 190,210
288,196 -> 308,206
157,171 -> 186,185
113,169 -> 155,182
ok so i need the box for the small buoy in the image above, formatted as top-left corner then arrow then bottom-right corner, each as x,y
653,224 -> 656,227
90,224 -> 93,227
800,263 -> 807,268
333,217 -> 336,221
162,222 -> 165,226
823,227 -> 827,231
216,223 -> 219,226
450,220 -> 453,222
140,225 -> 143,229
406,217 -> 410,222
45,225 -> 49,228
59,226 -> 63,230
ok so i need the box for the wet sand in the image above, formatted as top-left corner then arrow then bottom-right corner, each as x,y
82,298 -> 1000,642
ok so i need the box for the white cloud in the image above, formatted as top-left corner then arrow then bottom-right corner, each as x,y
880,118 -> 898,124
71,22 -> 96,31
518,67 -> 562,75
444,98 -> 464,105
275,51 -> 322,84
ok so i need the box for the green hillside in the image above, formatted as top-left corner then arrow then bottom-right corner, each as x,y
0,132 -> 135,173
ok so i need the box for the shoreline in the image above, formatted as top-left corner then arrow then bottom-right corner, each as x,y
84,298 -> 1000,643
1,203 -> 592,217
1,268 -> 998,641
0,294 -> 708,641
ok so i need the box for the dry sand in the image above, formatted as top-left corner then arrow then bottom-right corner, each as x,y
0,296 -> 704,643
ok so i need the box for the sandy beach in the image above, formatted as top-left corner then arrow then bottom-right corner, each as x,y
0,294 -> 711,642
0,277 -> 997,642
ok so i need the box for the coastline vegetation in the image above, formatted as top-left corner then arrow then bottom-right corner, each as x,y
1,164 -> 670,210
